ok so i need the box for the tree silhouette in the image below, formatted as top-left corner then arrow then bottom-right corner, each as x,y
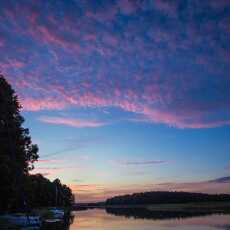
0,75 -> 39,212
25,174 -> 74,208
106,191 -> 230,206
0,75 -> 74,213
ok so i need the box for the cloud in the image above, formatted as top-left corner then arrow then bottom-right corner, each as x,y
38,116 -> 107,128
31,167 -> 63,177
32,165 -> 79,177
35,167 -> 62,170
35,159 -> 60,163
0,59 -> 25,69
116,160 -> 168,166
0,0 -> 230,128
209,176 -> 230,183
21,98 -> 67,111
41,136 -> 101,158
125,160 -> 168,165
155,176 -> 230,194
70,184 -> 105,193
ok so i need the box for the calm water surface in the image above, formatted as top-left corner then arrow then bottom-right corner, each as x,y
69,209 -> 230,230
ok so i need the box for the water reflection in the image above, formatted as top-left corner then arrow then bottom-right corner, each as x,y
70,209 -> 230,230
1,209 -> 230,230
106,206 -> 230,220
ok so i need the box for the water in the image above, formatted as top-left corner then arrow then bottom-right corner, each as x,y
69,209 -> 230,230
1,209 -> 230,230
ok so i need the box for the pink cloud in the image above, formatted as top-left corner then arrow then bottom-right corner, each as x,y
1,1 -> 229,129
34,24 -> 82,51
33,167 -> 64,173
10,76 -> 230,128
31,165 -> 71,177
0,59 -> 25,69
38,116 -> 107,128
85,6 -> 118,22
21,97 -> 67,111
19,89 -> 230,128
117,0 -> 138,14
70,184 -> 105,193
35,167 -> 61,170
153,0 -> 178,17
36,159 -> 59,163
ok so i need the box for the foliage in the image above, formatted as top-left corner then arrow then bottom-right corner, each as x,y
0,75 -> 74,213
106,191 -> 230,206
25,175 -> 74,208
0,75 -> 39,212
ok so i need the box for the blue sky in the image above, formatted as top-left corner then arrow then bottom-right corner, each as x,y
0,0 -> 230,201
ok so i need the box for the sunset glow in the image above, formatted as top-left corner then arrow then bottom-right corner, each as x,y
0,0 -> 230,202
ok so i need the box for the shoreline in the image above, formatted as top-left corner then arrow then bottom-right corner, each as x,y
74,201 -> 230,213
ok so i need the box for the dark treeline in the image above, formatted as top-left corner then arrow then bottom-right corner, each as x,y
106,191 -> 230,205
105,207 -> 225,221
25,175 -> 74,208
0,75 -> 74,213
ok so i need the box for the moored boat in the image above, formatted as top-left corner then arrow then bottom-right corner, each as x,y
0,214 -> 41,227
47,207 -> 65,219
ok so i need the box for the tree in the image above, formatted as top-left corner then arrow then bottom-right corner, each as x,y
106,191 -> 230,206
0,75 -> 74,212
25,175 -> 74,208
0,75 -> 39,212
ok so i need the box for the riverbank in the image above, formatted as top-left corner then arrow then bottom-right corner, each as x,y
74,201 -> 230,213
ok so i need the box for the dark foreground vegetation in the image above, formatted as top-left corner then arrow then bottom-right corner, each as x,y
0,75 -> 74,213
106,191 -> 230,206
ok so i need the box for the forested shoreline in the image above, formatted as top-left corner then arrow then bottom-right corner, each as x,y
0,75 -> 74,214
106,191 -> 230,206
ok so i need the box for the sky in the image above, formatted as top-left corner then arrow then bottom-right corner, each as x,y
0,0 -> 230,202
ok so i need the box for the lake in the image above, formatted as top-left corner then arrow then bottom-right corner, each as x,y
1,208 -> 230,229
68,209 -> 230,230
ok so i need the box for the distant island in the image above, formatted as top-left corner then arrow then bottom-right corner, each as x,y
106,191 -> 230,205
74,191 -> 230,217
103,191 -> 230,220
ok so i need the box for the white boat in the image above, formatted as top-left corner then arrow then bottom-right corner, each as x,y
48,208 -> 65,219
